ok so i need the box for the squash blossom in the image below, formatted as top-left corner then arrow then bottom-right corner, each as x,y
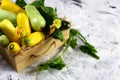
51,19 -> 62,29
50,19 -> 62,34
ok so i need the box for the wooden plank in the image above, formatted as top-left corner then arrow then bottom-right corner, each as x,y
0,29 -> 69,72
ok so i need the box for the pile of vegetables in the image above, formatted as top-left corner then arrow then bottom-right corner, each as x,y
0,0 -> 99,72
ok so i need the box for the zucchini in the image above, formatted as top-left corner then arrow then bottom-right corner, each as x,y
25,4 -> 46,31
0,8 -> 17,24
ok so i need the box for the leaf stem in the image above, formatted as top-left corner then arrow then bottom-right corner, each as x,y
58,38 -> 71,57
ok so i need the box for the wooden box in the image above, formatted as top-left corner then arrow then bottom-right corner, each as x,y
0,29 -> 69,72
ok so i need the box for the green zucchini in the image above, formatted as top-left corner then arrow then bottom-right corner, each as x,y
25,4 -> 46,31
0,35 -> 10,46
0,8 -> 17,24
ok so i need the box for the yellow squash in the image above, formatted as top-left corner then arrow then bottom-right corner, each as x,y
24,32 -> 45,47
16,12 -> 31,37
0,19 -> 19,42
8,42 -> 21,54
1,0 -> 23,13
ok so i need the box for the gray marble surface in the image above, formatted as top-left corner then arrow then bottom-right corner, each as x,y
0,0 -> 120,80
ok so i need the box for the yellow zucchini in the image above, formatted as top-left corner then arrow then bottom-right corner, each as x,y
24,32 -> 45,47
8,42 -> 21,54
16,12 -> 31,37
0,19 -> 19,42
1,0 -> 22,13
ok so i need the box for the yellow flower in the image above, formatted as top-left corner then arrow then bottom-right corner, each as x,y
52,19 -> 62,29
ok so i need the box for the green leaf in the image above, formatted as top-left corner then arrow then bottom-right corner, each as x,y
44,7 -> 57,19
69,28 -> 99,59
15,0 -> 27,8
30,0 -> 45,6
49,56 -> 66,70
70,37 -> 77,49
80,42 -> 99,59
37,63 -> 50,71
36,56 -> 66,72
52,29 -> 64,42
70,28 -> 80,36
70,28 -> 87,43
38,6 -> 57,33
69,32 -> 77,49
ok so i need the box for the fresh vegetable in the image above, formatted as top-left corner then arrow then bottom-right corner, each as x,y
25,4 -> 46,31
16,12 -> 31,37
31,0 -> 64,39
0,8 -> 17,24
0,19 -> 19,42
31,0 -> 57,33
0,0 -> 99,72
1,0 -> 23,13
24,32 -> 45,47
60,20 -> 71,30
0,35 -> 10,46
8,42 -> 21,54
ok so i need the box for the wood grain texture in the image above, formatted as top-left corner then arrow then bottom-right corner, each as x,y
0,29 -> 69,72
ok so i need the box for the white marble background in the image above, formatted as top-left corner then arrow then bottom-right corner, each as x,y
0,0 -> 120,80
